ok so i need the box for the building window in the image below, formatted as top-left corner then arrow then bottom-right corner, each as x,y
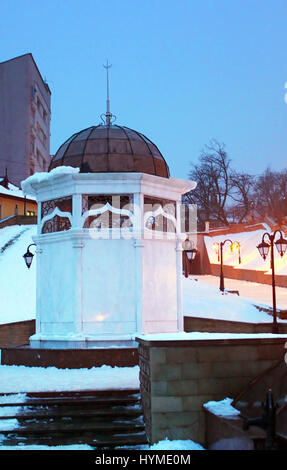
30,138 -> 35,154
31,85 -> 37,99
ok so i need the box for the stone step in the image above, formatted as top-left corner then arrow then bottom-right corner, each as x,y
0,388 -> 147,449
22,389 -> 140,398
0,395 -> 140,408
0,432 -> 148,449
0,407 -> 142,420
0,421 -> 145,434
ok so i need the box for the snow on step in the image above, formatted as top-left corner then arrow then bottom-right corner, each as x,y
0,389 -> 147,449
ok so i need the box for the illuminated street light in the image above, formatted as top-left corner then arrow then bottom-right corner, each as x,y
213,239 -> 241,292
182,239 -> 198,278
257,230 -> 287,334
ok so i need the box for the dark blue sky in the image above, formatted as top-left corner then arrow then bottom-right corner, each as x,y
1,0 -> 287,179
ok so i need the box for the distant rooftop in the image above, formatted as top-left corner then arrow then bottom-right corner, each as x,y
0,53 -> 51,95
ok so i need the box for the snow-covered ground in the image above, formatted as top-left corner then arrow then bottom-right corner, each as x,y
0,364 -> 139,393
1,222 -> 286,451
0,224 -> 286,326
183,276 -> 287,323
191,275 -> 287,310
0,225 -> 36,324
0,439 -> 205,451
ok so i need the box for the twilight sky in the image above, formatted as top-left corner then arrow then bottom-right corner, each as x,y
1,0 -> 287,179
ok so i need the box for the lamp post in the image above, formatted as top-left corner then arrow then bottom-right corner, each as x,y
212,239 -> 241,292
182,239 -> 198,278
23,243 -> 37,269
257,230 -> 287,334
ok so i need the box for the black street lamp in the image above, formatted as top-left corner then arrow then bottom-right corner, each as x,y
212,239 -> 241,292
182,239 -> 198,278
257,230 -> 287,334
23,243 -> 37,269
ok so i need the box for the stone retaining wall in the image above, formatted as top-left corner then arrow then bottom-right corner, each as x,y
184,316 -> 287,334
137,336 -> 287,445
209,263 -> 287,288
0,215 -> 37,229
0,320 -> 35,348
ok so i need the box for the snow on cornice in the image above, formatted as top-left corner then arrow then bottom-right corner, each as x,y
21,167 -> 80,195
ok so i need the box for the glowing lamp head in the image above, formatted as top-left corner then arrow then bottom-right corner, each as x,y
275,235 -> 287,257
231,242 -> 240,251
186,248 -> 198,261
257,240 -> 270,260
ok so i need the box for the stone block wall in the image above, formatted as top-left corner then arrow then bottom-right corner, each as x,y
0,320 -> 35,348
209,263 -> 287,288
137,337 -> 287,445
184,316 -> 287,334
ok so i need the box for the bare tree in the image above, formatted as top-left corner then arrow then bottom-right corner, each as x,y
253,168 -> 287,224
229,171 -> 255,223
185,140 -> 231,226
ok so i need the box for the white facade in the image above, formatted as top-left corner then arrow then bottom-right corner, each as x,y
22,167 -> 196,346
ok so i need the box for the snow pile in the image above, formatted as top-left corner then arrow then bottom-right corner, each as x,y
149,438 -> 204,450
0,443 -> 94,450
0,365 -> 139,393
137,331 -> 287,341
0,439 -> 205,451
203,398 -> 241,419
22,166 -> 80,195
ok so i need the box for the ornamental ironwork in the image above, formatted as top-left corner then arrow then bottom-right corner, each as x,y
144,196 -> 176,233
41,215 -> 72,234
41,196 -> 72,219
82,194 -> 133,229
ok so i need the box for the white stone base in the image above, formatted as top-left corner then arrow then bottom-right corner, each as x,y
29,332 -> 137,349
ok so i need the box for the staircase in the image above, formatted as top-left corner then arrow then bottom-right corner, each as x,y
0,389 -> 148,449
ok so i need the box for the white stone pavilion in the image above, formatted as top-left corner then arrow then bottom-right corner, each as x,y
22,121 -> 196,347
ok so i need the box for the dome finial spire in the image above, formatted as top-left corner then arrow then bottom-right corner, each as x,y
102,60 -> 116,126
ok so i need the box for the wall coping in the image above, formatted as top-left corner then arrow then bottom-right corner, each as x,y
183,315 -> 280,327
136,333 -> 287,348
0,319 -> 35,328
183,316 -> 287,326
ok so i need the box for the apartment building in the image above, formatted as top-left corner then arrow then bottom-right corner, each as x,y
0,53 -> 51,186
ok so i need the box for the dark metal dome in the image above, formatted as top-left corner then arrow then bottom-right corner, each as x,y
49,124 -> 170,178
